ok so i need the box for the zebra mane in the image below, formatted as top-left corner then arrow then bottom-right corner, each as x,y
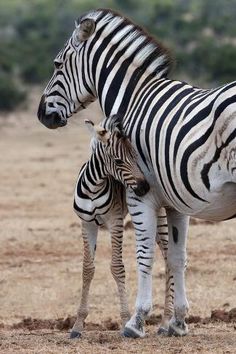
107,114 -> 125,136
78,8 -> 173,78
106,114 -> 137,157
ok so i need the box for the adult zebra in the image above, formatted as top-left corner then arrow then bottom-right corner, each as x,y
38,9 -> 236,338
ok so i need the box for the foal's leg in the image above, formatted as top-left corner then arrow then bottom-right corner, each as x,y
70,221 -> 98,338
156,207 -> 174,335
108,214 -> 130,327
166,209 -> 189,336
123,193 -> 157,338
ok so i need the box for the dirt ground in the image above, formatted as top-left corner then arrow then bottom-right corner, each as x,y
0,89 -> 236,353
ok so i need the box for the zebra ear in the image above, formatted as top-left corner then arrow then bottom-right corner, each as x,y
84,119 -> 95,135
74,19 -> 95,42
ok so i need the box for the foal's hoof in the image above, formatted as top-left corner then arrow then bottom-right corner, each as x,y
157,326 -> 169,336
70,330 -> 82,339
168,320 -> 188,337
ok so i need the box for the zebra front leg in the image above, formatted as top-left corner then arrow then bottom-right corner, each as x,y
109,221 -> 130,328
156,207 -> 174,335
123,196 -> 157,338
70,222 -> 98,339
166,209 -> 189,337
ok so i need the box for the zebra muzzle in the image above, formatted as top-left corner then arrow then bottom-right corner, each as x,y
37,95 -> 67,129
40,112 -> 67,129
133,180 -> 150,197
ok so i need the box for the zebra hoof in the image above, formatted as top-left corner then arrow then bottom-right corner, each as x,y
157,326 -> 169,336
70,330 -> 82,339
168,320 -> 188,337
122,326 -> 145,339
122,314 -> 145,338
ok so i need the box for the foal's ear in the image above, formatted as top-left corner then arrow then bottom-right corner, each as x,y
74,18 -> 96,42
84,119 -> 95,135
84,120 -> 110,143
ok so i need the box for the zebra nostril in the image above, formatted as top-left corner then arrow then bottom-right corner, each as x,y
48,102 -> 54,108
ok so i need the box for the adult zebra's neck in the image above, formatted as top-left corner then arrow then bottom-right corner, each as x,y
85,9 -> 172,117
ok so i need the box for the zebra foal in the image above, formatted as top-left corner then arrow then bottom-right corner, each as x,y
71,115 -> 149,338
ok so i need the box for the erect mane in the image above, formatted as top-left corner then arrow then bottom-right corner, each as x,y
78,8 -> 173,78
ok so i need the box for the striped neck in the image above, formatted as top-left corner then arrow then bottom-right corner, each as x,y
79,152 -> 109,196
82,9 -> 172,116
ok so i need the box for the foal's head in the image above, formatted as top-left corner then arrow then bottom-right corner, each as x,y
85,116 -> 150,197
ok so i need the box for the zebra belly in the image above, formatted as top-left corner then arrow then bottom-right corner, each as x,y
192,182 -> 236,221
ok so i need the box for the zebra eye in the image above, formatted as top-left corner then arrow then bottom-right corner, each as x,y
54,60 -> 63,70
114,158 -> 123,166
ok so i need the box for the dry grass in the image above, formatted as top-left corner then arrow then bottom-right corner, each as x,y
0,90 -> 236,353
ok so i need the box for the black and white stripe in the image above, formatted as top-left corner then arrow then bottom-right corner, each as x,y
71,117 -> 149,338
38,9 -> 236,337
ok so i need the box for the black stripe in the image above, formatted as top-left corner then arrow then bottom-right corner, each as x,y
180,94 -> 236,199
153,82 -> 192,206
201,128 -> 236,190
174,82 -> 236,162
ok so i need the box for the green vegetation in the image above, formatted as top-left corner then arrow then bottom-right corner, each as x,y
1,0 -> 236,111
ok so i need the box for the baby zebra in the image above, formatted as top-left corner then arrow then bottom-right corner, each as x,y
71,115 -> 150,338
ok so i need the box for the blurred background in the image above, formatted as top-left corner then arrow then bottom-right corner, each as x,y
1,0 -> 236,112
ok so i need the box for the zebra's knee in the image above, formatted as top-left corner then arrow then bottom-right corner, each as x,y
110,261 -> 125,282
167,254 -> 186,273
82,264 -> 95,281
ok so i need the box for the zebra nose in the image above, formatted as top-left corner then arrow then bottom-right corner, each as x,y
37,94 -> 46,121
42,112 -> 67,129
37,95 -> 67,129
133,179 -> 150,197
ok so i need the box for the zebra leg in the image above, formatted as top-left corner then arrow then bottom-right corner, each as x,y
109,220 -> 130,327
156,208 -> 174,335
123,197 -> 157,338
70,222 -> 98,339
166,209 -> 189,337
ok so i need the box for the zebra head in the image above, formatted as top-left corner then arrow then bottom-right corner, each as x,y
37,9 -> 171,129
37,17 -> 97,129
85,116 -> 150,197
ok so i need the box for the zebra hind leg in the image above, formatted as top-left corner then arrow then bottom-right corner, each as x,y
70,222 -> 98,339
157,267 -> 174,335
156,208 -> 174,335
166,210 -> 189,337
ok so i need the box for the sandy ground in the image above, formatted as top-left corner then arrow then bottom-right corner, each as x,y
0,89 -> 236,353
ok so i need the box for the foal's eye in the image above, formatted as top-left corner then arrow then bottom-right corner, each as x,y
54,60 -> 63,70
114,158 -> 123,166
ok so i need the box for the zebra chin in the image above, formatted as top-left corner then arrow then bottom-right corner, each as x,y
132,180 -> 150,197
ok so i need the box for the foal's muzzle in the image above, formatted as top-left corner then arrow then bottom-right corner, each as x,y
133,180 -> 150,197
